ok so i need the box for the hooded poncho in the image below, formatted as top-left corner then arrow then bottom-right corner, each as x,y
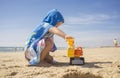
25,9 -> 64,52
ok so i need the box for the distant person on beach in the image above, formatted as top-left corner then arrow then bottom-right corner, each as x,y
113,38 -> 118,47
24,9 -> 73,66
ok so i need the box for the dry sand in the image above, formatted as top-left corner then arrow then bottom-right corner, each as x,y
0,47 -> 120,78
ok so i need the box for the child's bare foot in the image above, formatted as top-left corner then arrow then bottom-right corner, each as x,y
39,61 -> 51,67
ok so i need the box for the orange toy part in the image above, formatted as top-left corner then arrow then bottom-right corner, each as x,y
74,46 -> 83,57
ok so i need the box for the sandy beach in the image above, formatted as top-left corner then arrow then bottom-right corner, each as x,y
0,47 -> 120,78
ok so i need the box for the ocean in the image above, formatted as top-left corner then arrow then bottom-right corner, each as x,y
0,47 -> 24,52
0,47 -> 66,52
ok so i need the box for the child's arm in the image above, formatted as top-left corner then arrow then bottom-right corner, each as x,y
49,27 -> 66,39
49,27 -> 73,39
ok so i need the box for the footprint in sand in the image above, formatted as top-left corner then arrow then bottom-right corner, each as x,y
3,59 -> 13,62
61,72 -> 102,78
9,72 -> 18,76
59,69 -> 102,78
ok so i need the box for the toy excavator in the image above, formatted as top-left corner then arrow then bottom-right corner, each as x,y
67,38 -> 85,65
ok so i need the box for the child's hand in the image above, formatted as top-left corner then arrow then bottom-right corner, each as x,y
65,35 -> 74,40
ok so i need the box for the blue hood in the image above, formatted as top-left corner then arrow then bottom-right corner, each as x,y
42,9 -> 64,26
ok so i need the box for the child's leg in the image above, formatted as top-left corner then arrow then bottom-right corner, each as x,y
24,49 -> 30,61
45,53 -> 53,64
39,38 -> 53,64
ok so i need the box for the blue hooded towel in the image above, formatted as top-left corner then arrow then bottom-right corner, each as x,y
25,9 -> 64,52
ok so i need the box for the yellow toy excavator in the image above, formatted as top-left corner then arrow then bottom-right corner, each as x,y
67,38 -> 85,65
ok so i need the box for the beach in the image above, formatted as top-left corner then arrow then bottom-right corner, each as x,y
0,47 -> 120,78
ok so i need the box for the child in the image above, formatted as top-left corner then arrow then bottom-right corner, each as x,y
113,38 -> 118,47
24,9 -> 73,66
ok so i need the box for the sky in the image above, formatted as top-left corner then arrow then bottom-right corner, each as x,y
0,0 -> 120,47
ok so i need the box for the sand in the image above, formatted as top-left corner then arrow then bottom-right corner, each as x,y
0,47 -> 120,78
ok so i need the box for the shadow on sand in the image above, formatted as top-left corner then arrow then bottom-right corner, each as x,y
53,61 -> 112,68
27,61 -> 112,68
